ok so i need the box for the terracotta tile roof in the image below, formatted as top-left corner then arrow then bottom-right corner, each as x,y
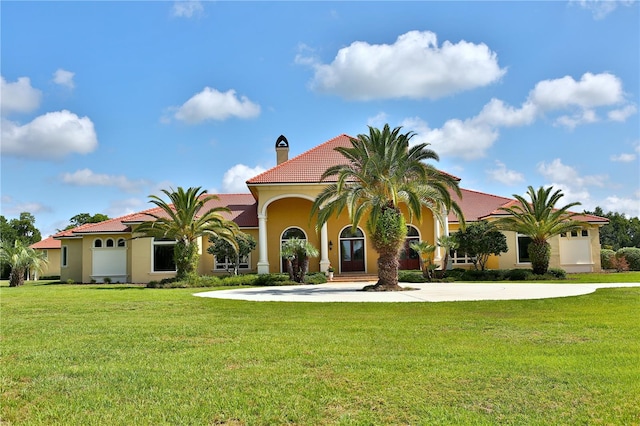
247,134 -> 354,184
30,236 -> 61,249
55,193 -> 258,238
448,188 -> 514,223
448,189 -> 608,224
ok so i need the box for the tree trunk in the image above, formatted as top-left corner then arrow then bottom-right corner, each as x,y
9,267 -> 25,287
529,240 -> 551,275
363,250 -> 403,291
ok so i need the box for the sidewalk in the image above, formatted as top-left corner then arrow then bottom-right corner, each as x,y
194,282 -> 640,303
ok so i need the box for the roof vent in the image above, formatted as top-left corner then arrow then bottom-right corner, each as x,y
275,135 -> 289,165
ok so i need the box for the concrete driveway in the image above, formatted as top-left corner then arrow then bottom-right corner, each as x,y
194,282 -> 639,303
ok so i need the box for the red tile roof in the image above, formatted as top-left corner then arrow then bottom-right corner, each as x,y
55,193 -> 258,238
30,236 -> 61,249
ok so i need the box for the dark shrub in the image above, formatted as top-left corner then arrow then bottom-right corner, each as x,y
461,269 -> 503,281
254,273 -> 293,286
547,268 -> 567,279
506,269 -> 533,281
600,249 -> 616,270
616,247 -> 640,271
398,270 -> 429,283
443,268 -> 466,280
304,272 -> 328,285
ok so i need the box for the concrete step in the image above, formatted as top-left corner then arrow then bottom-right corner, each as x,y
330,273 -> 378,283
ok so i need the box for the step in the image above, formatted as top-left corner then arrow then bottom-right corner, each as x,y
330,273 -> 378,283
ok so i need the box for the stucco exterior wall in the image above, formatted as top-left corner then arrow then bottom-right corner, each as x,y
60,239 -> 83,283
35,248 -> 61,278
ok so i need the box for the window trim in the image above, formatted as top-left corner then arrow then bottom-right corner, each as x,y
516,234 -> 532,264
61,245 -> 68,268
214,253 -> 251,271
151,238 -> 177,273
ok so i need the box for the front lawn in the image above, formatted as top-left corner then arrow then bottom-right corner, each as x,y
1,282 -> 639,424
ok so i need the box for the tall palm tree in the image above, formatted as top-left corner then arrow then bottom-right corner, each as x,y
0,241 -> 48,287
311,124 -> 463,291
134,187 -> 238,281
494,185 -> 587,275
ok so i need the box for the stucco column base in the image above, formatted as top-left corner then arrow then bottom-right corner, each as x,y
319,259 -> 331,273
257,262 -> 270,275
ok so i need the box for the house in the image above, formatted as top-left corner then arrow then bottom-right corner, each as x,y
29,236 -> 61,279
51,134 -> 607,283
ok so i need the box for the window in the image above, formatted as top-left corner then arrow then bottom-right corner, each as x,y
581,230 -> 589,237
450,250 -> 474,264
153,239 -> 176,272
215,254 -> 250,271
106,238 -> 114,247
517,235 -> 532,263
94,239 -> 103,248
42,249 -> 48,259
571,230 -> 578,237
281,227 -> 307,272
61,246 -> 68,267
117,238 -> 126,247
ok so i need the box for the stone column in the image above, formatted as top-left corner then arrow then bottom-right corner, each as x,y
257,213 -> 269,274
319,223 -> 330,272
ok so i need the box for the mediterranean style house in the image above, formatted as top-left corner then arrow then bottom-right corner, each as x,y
40,134 -> 607,284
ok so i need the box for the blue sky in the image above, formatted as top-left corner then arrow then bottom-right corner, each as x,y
1,0 -> 638,238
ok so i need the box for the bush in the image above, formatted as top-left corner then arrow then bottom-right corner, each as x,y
601,249 -> 616,270
547,268 -> 567,280
443,268 -> 466,280
505,269 -> 533,281
253,273 -> 294,286
398,270 -> 429,283
616,247 -> 640,271
304,272 -> 328,285
461,269 -> 504,281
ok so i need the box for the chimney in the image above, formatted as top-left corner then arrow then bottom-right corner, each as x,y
275,134 -> 289,165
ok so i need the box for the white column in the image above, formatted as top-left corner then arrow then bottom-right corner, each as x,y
434,217 -> 442,261
257,213 -> 270,274
319,223 -> 330,273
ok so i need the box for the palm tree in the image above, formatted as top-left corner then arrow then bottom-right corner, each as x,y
494,185 -> 587,275
134,187 -> 238,281
410,241 -> 437,281
437,234 -> 458,277
311,124 -> 463,291
1,241 -> 48,287
281,238 -> 320,283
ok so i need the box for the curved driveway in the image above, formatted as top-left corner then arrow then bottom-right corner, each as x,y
194,282 -> 639,303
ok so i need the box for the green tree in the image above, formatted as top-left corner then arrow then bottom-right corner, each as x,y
1,213 -> 42,279
64,213 -> 110,230
495,186 -> 587,275
134,187 -> 238,281
281,238 -> 319,283
584,207 -> 640,250
410,241 -> 437,281
311,124 -> 463,291
0,241 -> 48,287
208,232 -> 256,275
453,221 -> 508,271
437,234 -> 459,277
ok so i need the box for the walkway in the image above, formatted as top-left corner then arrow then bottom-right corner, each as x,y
194,282 -> 639,303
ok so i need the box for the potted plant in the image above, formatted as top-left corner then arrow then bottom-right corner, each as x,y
327,264 -> 334,280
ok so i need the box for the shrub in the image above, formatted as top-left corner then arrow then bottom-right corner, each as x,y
547,268 -> 567,280
443,268 -> 466,280
254,273 -> 294,286
601,249 -> 616,270
103,277 -> 112,284
461,269 -> 504,281
66,279 -> 75,284
304,272 -> 328,285
611,255 -> 630,272
616,247 -> 640,271
505,269 -> 533,281
398,270 -> 429,283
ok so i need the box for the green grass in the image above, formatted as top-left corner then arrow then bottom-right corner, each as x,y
1,282 -> 639,425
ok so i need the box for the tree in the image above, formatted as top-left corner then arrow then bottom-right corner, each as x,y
1,213 -> 42,279
134,187 -> 238,281
281,238 -> 319,283
311,124 -> 463,291
208,232 -> 256,275
0,241 -> 48,287
437,234 -> 458,277
410,241 -> 437,281
64,213 -> 110,230
453,221 -> 508,271
584,207 -> 640,250
495,186 -> 587,275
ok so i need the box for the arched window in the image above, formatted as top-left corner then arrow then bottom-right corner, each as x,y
94,239 -> 103,248
399,225 -> 421,270
117,238 -> 126,247
106,238 -> 115,248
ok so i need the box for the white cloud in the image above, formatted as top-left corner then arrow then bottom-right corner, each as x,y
302,30 -> 506,100
602,195 -> 640,218
1,76 -> 42,114
476,99 -> 537,127
367,112 -> 389,128
222,164 -> 267,193
402,116 -> 498,161
1,110 -> 98,159
0,195 -> 52,216
486,161 -> 525,185
608,104 -> 637,122
537,158 -> 606,188
573,0 -> 635,20
172,1 -> 204,18
104,198 -> 147,218
61,169 -> 148,193
530,73 -> 624,111
554,109 -> 598,129
610,153 -> 637,162
52,69 -> 75,89
174,87 -> 261,123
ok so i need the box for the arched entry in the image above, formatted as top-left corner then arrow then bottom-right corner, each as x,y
399,225 -> 420,270
280,227 -> 306,272
339,227 -> 365,272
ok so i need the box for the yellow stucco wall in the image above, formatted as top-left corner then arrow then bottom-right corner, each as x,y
33,248 -> 61,278
60,239 -> 83,283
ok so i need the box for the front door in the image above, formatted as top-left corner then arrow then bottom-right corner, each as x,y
341,239 -> 365,272
398,239 -> 420,270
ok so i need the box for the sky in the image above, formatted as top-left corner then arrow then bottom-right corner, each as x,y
1,0 -> 639,238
